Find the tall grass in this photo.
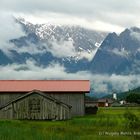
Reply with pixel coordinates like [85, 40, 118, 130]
[0, 107, 140, 140]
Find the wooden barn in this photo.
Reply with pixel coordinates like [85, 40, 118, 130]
[97, 98, 114, 107]
[85, 98, 115, 108]
[0, 80, 90, 120]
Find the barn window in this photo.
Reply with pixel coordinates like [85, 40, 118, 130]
[28, 98, 41, 113]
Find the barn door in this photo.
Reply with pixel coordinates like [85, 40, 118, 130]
[28, 97, 41, 119]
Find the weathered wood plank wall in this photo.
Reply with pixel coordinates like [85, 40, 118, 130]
[0, 93, 71, 120]
[0, 93, 85, 116]
[49, 93, 85, 116]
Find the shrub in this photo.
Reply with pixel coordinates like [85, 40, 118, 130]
[124, 111, 140, 129]
[126, 93, 140, 104]
[85, 106, 98, 115]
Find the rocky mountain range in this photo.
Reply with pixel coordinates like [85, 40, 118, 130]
[90, 27, 140, 74]
[0, 18, 107, 72]
[0, 18, 140, 75]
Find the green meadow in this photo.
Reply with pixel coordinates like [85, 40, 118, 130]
[0, 107, 140, 140]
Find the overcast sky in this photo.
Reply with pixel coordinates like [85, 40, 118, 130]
[1, 0, 140, 32]
[1, 0, 140, 92]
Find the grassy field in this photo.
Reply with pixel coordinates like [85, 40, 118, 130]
[0, 107, 140, 140]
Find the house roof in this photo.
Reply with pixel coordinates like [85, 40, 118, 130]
[0, 80, 90, 93]
[0, 90, 72, 109]
[98, 98, 114, 103]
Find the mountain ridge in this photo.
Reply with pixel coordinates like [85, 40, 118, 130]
[90, 26, 140, 74]
[0, 18, 107, 73]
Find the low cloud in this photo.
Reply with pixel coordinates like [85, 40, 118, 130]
[17, 13, 124, 33]
[7, 43, 48, 55]
[0, 59, 91, 80]
[77, 49, 97, 61]
[91, 74, 140, 93]
[47, 38, 96, 61]
[0, 13, 25, 56]
[2, 36, 96, 61]
[47, 38, 76, 58]
[111, 48, 129, 57]
[0, 13, 24, 42]
[0, 60, 140, 94]
[130, 30, 140, 41]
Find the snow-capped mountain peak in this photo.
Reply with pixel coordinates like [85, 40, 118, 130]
[4, 18, 108, 72]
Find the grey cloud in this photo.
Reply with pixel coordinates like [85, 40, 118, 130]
[1, 35, 96, 61]
[110, 48, 129, 58]
[0, 13, 25, 56]
[47, 38, 96, 60]
[0, 59, 91, 80]
[1, 0, 139, 15]
[47, 38, 76, 58]
[91, 74, 140, 93]
[130, 31, 140, 41]
[0, 13, 24, 41]
[0, 60, 140, 94]
[1, 0, 140, 31]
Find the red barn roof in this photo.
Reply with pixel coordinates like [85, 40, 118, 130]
[0, 80, 90, 93]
